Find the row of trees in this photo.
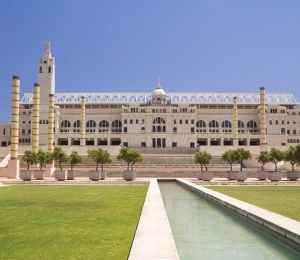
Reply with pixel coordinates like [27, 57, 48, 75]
[195, 144, 300, 172]
[22, 148, 83, 170]
[22, 146, 143, 171]
[257, 146, 300, 171]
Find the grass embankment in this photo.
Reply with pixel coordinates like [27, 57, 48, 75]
[206, 186, 300, 222]
[0, 186, 148, 260]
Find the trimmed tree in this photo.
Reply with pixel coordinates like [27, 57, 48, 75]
[284, 146, 298, 171]
[221, 149, 237, 171]
[269, 147, 285, 171]
[87, 148, 112, 171]
[117, 146, 142, 170]
[233, 148, 252, 171]
[53, 147, 68, 170]
[68, 151, 83, 171]
[22, 150, 37, 170]
[36, 148, 53, 170]
[194, 151, 212, 172]
[256, 151, 270, 171]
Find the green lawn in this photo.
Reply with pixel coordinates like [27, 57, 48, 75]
[206, 186, 300, 222]
[0, 186, 148, 260]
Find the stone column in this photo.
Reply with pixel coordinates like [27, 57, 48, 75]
[80, 96, 86, 145]
[260, 87, 267, 151]
[207, 138, 211, 146]
[107, 137, 111, 145]
[48, 94, 54, 152]
[233, 96, 238, 146]
[32, 83, 40, 153]
[7, 76, 20, 179]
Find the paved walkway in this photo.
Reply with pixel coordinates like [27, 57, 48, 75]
[128, 179, 179, 260]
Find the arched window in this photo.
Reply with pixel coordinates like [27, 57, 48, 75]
[247, 120, 257, 128]
[99, 120, 109, 132]
[61, 120, 71, 128]
[209, 120, 219, 128]
[152, 117, 166, 132]
[238, 120, 244, 128]
[196, 120, 206, 128]
[86, 120, 96, 128]
[157, 98, 161, 104]
[221, 120, 231, 128]
[73, 120, 81, 128]
[111, 120, 122, 132]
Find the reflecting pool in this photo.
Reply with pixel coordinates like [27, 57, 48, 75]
[159, 182, 300, 260]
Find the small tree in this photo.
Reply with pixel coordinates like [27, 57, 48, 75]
[194, 151, 212, 171]
[36, 148, 53, 170]
[68, 151, 83, 171]
[233, 148, 252, 171]
[269, 147, 285, 171]
[221, 149, 237, 171]
[256, 151, 270, 171]
[53, 147, 68, 170]
[22, 150, 37, 170]
[117, 146, 142, 170]
[284, 146, 297, 171]
[88, 148, 112, 171]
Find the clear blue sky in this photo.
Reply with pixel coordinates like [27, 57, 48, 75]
[1, 0, 300, 122]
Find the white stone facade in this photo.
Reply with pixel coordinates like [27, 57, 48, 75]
[1, 43, 300, 156]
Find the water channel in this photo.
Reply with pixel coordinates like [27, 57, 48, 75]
[159, 182, 300, 260]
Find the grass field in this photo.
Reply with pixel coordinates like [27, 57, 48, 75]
[206, 186, 300, 222]
[0, 186, 148, 260]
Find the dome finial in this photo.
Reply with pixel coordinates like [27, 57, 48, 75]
[157, 77, 161, 89]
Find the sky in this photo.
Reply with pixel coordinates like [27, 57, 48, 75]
[1, 0, 300, 122]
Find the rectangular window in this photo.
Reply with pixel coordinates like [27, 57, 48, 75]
[48, 67, 51, 73]
[281, 128, 285, 134]
[174, 119, 177, 124]
[172, 142, 177, 147]
[287, 130, 290, 134]
[22, 129, 25, 134]
[269, 120, 272, 125]
[293, 130, 296, 134]
[275, 120, 278, 125]
[130, 119, 133, 124]
[39, 67, 42, 73]
[180, 120, 182, 124]
[136, 119, 139, 124]
[28, 129, 31, 134]
[191, 120, 194, 124]
[124, 119, 127, 124]
[282, 120, 284, 125]
[173, 127, 177, 133]
[123, 127, 127, 133]
[123, 142, 128, 147]
[185, 120, 188, 124]
[3, 128, 5, 135]
[191, 127, 195, 133]
[141, 142, 146, 147]
[141, 127, 145, 133]
[141, 119, 145, 124]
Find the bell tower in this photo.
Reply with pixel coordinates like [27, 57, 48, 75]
[38, 42, 55, 114]
[37, 42, 55, 145]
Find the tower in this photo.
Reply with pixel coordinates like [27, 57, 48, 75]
[38, 42, 55, 145]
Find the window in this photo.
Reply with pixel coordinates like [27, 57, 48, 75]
[22, 129, 25, 134]
[293, 130, 296, 134]
[28, 129, 31, 134]
[141, 119, 145, 124]
[48, 67, 51, 73]
[172, 142, 177, 147]
[112, 120, 122, 132]
[281, 128, 285, 134]
[221, 120, 231, 128]
[191, 120, 194, 124]
[269, 120, 272, 125]
[141, 127, 145, 133]
[270, 109, 277, 113]
[173, 127, 177, 133]
[276, 120, 278, 125]
[282, 120, 284, 125]
[136, 119, 139, 124]
[141, 142, 146, 147]
[174, 119, 177, 124]
[185, 120, 188, 124]
[123, 127, 127, 133]
[39, 67, 42, 73]
[180, 120, 182, 124]
[191, 127, 195, 133]
[130, 119, 133, 124]
[3, 128, 5, 135]
[124, 119, 127, 124]
[287, 130, 290, 134]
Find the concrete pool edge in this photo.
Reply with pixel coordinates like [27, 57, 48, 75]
[128, 178, 179, 259]
[177, 178, 300, 252]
